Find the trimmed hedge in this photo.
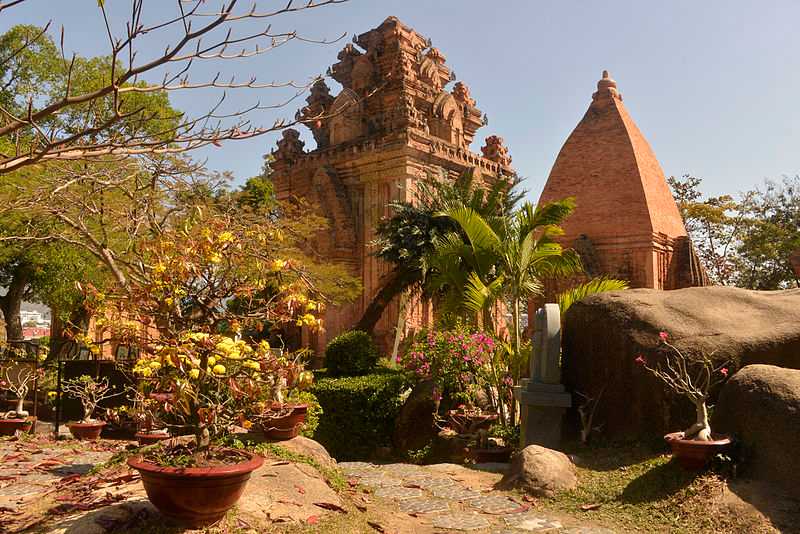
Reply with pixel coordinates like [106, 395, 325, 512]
[310, 369, 408, 460]
[324, 330, 379, 377]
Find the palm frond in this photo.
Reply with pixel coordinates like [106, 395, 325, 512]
[557, 277, 629, 314]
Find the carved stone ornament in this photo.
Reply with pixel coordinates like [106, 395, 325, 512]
[481, 135, 512, 166]
[452, 81, 476, 108]
[273, 129, 305, 163]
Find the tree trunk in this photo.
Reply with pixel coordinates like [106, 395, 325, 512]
[0, 266, 29, 341]
[683, 400, 712, 441]
[354, 269, 411, 334]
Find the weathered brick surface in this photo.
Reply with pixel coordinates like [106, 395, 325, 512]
[537, 71, 698, 293]
[271, 17, 513, 355]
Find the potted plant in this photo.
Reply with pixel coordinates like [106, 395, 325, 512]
[253, 349, 314, 440]
[0, 364, 40, 435]
[636, 332, 733, 469]
[62, 375, 121, 440]
[120, 388, 171, 446]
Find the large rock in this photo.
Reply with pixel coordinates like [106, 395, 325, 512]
[498, 445, 577, 497]
[393, 380, 438, 455]
[562, 286, 800, 439]
[713, 364, 800, 498]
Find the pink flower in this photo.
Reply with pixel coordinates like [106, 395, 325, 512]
[659, 331, 669, 341]
[634, 355, 647, 366]
[720, 367, 729, 377]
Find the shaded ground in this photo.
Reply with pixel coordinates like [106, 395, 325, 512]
[0, 436, 793, 533]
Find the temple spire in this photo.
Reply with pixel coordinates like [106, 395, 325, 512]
[593, 69, 621, 101]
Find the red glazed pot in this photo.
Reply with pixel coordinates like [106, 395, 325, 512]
[664, 432, 732, 470]
[67, 421, 106, 441]
[127, 450, 263, 528]
[135, 432, 171, 446]
[469, 446, 513, 464]
[0, 418, 32, 436]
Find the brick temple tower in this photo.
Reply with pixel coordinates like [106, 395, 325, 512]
[271, 17, 514, 356]
[537, 71, 708, 290]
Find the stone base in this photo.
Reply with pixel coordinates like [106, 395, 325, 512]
[514, 383, 572, 449]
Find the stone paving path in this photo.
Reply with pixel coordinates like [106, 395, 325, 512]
[340, 461, 616, 533]
[0, 437, 119, 511]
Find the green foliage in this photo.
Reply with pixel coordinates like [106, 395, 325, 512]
[669, 174, 800, 289]
[557, 277, 629, 314]
[310, 369, 409, 460]
[287, 389, 321, 438]
[324, 330, 380, 377]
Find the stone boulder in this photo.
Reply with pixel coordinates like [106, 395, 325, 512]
[713, 364, 800, 498]
[562, 287, 800, 439]
[393, 380, 438, 455]
[498, 445, 577, 497]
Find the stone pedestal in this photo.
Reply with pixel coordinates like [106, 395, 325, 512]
[515, 303, 571, 449]
[514, 381, 571, 449]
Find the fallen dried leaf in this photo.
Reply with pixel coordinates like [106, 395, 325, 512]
[295, 484, 306, 495]
[580, 503, 602, 511]
[306, 515, 319, 525]
[367, 520, 386, 533]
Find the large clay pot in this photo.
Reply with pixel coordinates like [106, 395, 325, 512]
[67, 421, 106, 441]
[664, 432, 732, 470]
[262, 423, 301, 441]
[259, 404, 307, 440]
[469, 446, 513, 464]
[135, 432, 171, 446]
[0, 418, 32, 436]
[128, 450, 264, 527]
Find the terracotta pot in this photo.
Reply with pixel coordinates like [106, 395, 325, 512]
[664, 432, 732, 470]
[67, 421, 106, 441]
[262, 422, 301, 441]
[469, 446, 513, 463]
[446, 410, 498, 434]
[136, 432, 171, 446]
[261, 403, 307, 430]
[0, 418, 33, 436]
[127, 450, 264, 527]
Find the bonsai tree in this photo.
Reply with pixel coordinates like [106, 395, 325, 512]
[61, 375, 121, 423]
[1, 364, 41, 417]
[636, 332, 732, 441]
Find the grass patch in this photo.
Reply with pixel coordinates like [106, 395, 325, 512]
[536, 441, 765, 533]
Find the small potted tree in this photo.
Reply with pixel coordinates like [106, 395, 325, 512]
[0, 364, 40, 435]
[253, 347, 314, 440]
[62, 375, 121, 440]
[636, 332, 733, 469]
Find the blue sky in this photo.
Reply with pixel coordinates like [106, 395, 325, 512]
[4, 0, 799, 200]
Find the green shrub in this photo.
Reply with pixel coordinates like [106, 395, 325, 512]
[310, 369, 409, 460]
[287, 389, 321, 438]
[324, 330, 380, 377]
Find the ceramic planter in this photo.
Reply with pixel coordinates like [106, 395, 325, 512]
[446, 410, 498, 434]
[259, 403, 307, 440]
[664, 432, 732, 470]
[67, 421, 106, 441]
[127, 450, 264, 527]
[135, 432, 171, 446]
[469, 446, 513, 463]
[0, 418, 32, 436]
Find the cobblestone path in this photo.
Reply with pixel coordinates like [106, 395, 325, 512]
[340, 461, 615, 534]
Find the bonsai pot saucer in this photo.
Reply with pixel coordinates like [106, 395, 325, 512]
[135, 431, 171, 446]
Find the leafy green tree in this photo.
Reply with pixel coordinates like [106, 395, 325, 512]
[355, 168, 522, 334]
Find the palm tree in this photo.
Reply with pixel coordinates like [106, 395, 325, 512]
[432, 199, 582, 362]
[354, 168, 522, 334]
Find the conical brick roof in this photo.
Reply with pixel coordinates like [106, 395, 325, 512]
[539, 71, 687, 241]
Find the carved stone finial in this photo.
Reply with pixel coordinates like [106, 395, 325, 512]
[299, 79, 334, 148]
[452, 81, 476, 107]
[481, 135, 512, 166]
[273, 128, 305, 163]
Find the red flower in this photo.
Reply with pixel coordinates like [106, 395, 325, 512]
[720, 367, 729, 377]
[634, 355, 647, 366]
[659, 331, 669, 341]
